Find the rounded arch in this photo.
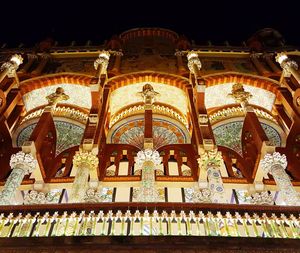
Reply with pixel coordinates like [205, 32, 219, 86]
[19, 73, 94, 112]
[108, 71, 190, 92]
[19, 72, 93, 95]
[202, 72, 281, 96]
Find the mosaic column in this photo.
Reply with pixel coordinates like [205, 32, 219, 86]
[94, 50, 110, 77]
[69, 151, 99, 203]
[261, 152, 300, 205]
[135, 149, 162, 202]
[187, 51, 201, 80]
[0, 54, 23, 82]
[276, 53, 300, 84]
[0, 151, 37, 205]
[198, 149, 227, 203]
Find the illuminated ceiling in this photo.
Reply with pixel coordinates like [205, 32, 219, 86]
[109, 82, 188, 116]
[205, 83, 276, 111]
[22, 84, 92, 111]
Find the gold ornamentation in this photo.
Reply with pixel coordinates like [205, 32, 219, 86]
[20, 106, 88, 125]
[198, 148, 222, 169]
[1, 54, 23, 77]
[137, 83, 160, 106]
[46, 87, 69, 108]
[187, 51, 201, 74]
[209, 106, 276, 124]
[109, 104, 188, 129]
[228, 83, 252, 108]
[73, 151, 99, 170]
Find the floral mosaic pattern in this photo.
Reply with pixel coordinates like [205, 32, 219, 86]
[23, 84, 91, 111]
[132, 187, 165, 202]
[213, 121, 281, 155]
[17, 121, 84, 155]
[205, 83, 276, 111]
[111, 119, 187, 149]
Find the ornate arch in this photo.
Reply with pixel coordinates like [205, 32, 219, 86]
[108, 71, 190, 92]
[19, 72, 93, 95]
[202, 72, 281, 96]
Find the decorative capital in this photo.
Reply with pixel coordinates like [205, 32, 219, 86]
[187, 50, 201, 74]
[260, 152, 287, 174]
[73, 151, 99, 170]
[135, 149, 161, 167]
[228, 83, 252, 108]
[46, 87, 69, 108]
[9, 151, 37, 175]
[94, 50, 110, 70]
[275, 53, 298, 76]
[198, 148, 222, 169]
[1, 54, 23, 77]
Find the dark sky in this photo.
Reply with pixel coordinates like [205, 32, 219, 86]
[1, 0, 298, 47]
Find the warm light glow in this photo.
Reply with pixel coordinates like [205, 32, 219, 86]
[110, 82, 188, 116]
[275, 53, 288, 64]
[10, 54, 23, 66]
[98, 51, 110, 60]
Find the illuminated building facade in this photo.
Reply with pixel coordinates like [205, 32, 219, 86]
[0, 28, 300, 252]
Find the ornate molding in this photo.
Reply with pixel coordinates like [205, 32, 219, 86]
[1, 54, 23, 77]
[250, 191, 274, 205]
[209, 106, 277, 124]
[227, 83, 252, 108]
[260, 152, 287, 174]
[20, 106, 88, 125]
[109, 103, 188, 129]
[46, 87, 69, 108]
[135, 149, 162, 167]
[94, 50, 110, 71]
[9, 151, 37, 175]
[198, 148, 222, 169]
[187, 51, 201, 74]
[73, 151, 99, 170]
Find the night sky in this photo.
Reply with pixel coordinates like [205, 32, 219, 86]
[1, 0, 298, 47]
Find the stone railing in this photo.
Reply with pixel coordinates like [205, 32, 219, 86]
[0, 206, 299, 238]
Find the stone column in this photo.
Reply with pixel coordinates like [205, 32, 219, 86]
[0, 152, 37, 205]
[32, 53, 50, 75]
[261, 152, 300, 205]
[187, 51, 201, 80]
[19, 54, 37, 73]
[250, 53, 269, 75]
[69, 151, 99, 203]
[276, 53, 300, 84]
[175, 50, 186, 74]
[135, 149, 161, 202]
[198, 149, 227, 203]
[94, 50, 110, 78]
[0, 54, 23, 83]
